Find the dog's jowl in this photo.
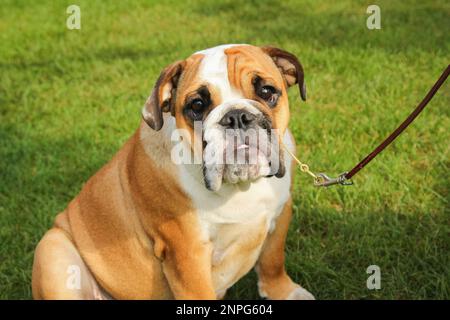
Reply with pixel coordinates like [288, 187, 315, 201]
[32, 44, 315, 300]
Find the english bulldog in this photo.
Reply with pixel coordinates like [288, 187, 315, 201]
[32, 44, 315, 300]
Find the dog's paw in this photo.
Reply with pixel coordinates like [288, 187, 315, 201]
[286, 286, 315, 300]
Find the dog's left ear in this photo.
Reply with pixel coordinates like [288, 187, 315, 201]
[261, 46, 307, 101]
[142, 60, 185, 131]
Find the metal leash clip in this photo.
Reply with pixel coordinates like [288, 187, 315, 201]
[281, 141, 354, 187]
[314, 172, 354, 187]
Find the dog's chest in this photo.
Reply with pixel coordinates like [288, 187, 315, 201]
[179, 167, 291, 294]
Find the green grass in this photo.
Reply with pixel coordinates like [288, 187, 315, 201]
[0, 0, 449, 299]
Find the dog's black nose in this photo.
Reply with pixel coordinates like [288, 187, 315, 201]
[219, 109, 256, 130]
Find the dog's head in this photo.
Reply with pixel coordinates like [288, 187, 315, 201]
[142, 44, 306, 191]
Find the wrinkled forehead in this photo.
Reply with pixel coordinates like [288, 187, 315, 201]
[195, 44, 243, 101]
[181, 44, 284, 100]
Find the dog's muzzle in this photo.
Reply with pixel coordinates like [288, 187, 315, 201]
[202, 100, 285, 192]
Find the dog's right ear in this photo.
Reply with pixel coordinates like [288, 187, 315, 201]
[142, 60, 185, 131]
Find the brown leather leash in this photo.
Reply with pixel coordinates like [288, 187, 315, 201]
[286, 65, 450, 187]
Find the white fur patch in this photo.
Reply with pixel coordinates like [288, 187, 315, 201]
[286, 287, 316, 300]
[177, 130, 294, 294]
[203, 99, 261, 129]
[196, 44, 247, 102]
[202, 99, 270, 191]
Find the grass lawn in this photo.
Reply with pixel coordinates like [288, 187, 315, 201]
[0, 0, 449, 299]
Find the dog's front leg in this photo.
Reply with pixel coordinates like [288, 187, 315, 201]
[255, 198, 315, 300]
[155, 218, 216, 300]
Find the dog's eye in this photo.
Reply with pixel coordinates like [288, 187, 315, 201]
[259, 86, 275, 99]
[191, 98, 205, 113]
[185, 98, 206, 121]
[184, 86, 211, 123]
[257, 85, 279, 106]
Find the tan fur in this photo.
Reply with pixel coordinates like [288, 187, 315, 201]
[32, 45, 311, 300]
